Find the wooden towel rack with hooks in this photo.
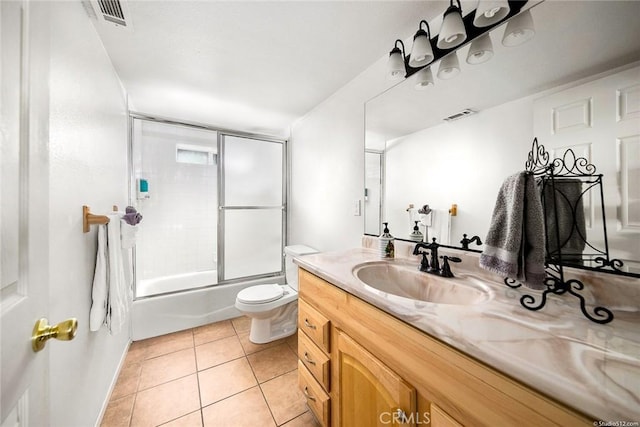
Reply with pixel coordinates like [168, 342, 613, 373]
[82, 205, 118, 233]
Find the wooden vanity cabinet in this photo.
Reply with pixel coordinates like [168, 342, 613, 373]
[297, 268, 590, 427]
[298, 299, 331, 426]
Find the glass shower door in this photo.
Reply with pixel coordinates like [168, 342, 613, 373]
[219, 134, 285, 281]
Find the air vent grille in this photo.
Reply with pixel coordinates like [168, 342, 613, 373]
[443, 109, 476, 122]
[93, 0, 129, 27]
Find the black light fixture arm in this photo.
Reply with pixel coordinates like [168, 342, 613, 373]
[414, 20, 431, 41]
[443, 0, 463, 17]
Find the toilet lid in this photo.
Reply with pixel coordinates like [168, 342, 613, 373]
[237, 284, 284, 304]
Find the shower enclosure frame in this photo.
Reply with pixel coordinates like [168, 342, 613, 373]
[127, 112, 288, 300]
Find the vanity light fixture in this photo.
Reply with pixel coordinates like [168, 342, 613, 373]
[437, 0, 467, 50]
[473, 0, 510, 28]
[466, 33, 494, 65]
[502, 10, 535, 47]
[437, 52, 460, 80]
[409, 20, 435, 68]
[387, 39, 407, 79]
[384, 1, 533, 86]
[414, 67, 434, 90]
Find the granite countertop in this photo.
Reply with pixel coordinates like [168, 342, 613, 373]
[294, 242, 640, 422]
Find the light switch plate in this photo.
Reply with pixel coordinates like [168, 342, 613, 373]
[353, 199, 362, 216]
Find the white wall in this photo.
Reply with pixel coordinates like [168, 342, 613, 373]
[385, 95, 535, 244]
[289, 57, 396, 251]
[48, 3, 129, 426]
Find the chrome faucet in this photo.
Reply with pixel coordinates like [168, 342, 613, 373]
[412, 238, 462, 278]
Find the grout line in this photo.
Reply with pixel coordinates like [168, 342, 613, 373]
[255, 383, 278, 427]
[192, 328, 204, 421]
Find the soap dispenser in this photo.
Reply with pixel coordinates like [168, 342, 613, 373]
[379, 222, 395, 258]
[410, 221, 423, 242]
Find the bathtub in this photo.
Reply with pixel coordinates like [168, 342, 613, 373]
[131, 273, 285, 340]
[136, 270, 218, 298]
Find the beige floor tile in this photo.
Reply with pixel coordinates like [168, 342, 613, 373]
[198, 358, 257, 406]
[195, 335, 244, 370]
[237, 332, 286, 355]
[285, 333, 298, 354]
[139, 348, 196, 390]
[125, 341, 148, 364]
[130, 375, 200, 427]
[159, 410, 202, 427]
[143, 329, 194, 360]
[260, 370, 307, 425]
[101, 394, 135, 427]
[247, 343, 298, 383]
[230, 316, 251, 334]
[202, 387, 275, 427]
[110, 362, 142, 400]
[280, 411, 321, 427]
[193, 320, 236, 346]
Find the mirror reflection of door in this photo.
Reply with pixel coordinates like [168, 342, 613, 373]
[533, 66, 640, 274]
[364, 150, 383, 236]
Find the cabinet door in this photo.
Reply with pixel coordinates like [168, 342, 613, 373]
[430, 403, 463, 427]
[336, 331, 416, 427]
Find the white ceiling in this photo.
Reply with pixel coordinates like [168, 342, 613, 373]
[90, 0, 455, 137]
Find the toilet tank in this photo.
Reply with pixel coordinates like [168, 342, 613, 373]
[284, 245, 318, 291]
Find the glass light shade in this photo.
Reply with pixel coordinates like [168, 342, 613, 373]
[437, 6, 467, 49]
[414, 67, 434, 90]
[437, 53, 460, 80]
[409, 31, 434, 68]
[387, 48, 406, 79]
[473, 0, 510, 27]
[466, 34, 494, 64]
[502, 10, 535, 47]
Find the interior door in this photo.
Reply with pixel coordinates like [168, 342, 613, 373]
[1, 1, 50, 425]
[218, 134, 285, 281]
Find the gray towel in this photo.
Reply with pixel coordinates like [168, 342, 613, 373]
[480, 172, 546, 290]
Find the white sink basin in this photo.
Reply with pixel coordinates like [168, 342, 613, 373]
[353, 262, 491, 305]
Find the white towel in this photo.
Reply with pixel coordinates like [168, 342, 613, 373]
[427, 209, 451, 245]
[89, 225, 108, 331]
[89, 214, 131, 334]
[106, 214, 129, 334]
[120, 220, 139, 249]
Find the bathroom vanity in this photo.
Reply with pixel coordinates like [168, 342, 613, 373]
[294, 243, 640, 426]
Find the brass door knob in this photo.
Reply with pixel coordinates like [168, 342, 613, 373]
[32, 318, 78, 352]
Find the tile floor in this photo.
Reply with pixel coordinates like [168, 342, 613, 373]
[100, 316, 320, 427]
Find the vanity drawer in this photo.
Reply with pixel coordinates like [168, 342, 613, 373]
[298, 360, 330, 427]
[298, 299, 330, 354]
[298, 329, 330, 391]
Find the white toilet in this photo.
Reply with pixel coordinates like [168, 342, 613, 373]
[235, 245, 318, 344]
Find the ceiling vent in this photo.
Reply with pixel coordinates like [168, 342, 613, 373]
[88, 0, 132, 28]
[443, 109, 476, 122]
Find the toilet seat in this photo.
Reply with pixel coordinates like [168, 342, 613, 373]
[237, 284, 284, 304]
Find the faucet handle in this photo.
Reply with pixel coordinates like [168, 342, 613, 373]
[418, 251, 430, 272]
[440, 256, 461, 278]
